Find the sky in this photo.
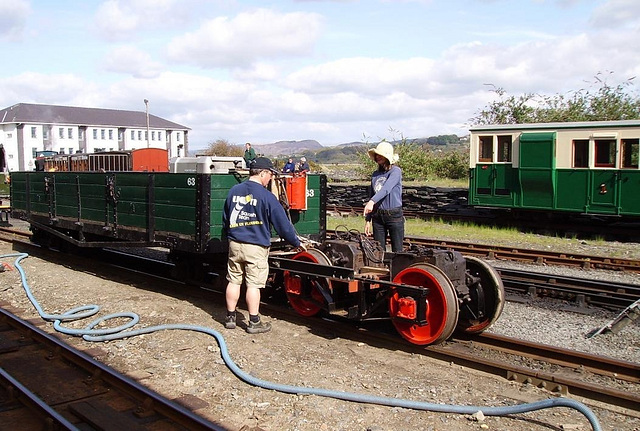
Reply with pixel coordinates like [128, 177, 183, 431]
[1, 0, 639, 153]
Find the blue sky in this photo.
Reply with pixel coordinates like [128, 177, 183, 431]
[1, 0, 639, 152]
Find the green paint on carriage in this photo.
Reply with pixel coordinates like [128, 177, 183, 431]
[9, 171, 326, 250]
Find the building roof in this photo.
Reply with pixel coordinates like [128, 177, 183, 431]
[469, 119, 640, 132]
[0, 103, 190, 130]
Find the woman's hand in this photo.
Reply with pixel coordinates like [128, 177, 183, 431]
[363, 200, 375, 216]
[364, 220, 372, 236]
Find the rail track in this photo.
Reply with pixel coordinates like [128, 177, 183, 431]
[0, 306, 225, 430]
[405, 235, 640, 273]
[1, 227, 638, 416]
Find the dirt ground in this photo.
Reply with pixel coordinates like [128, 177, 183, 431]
[0, 241, 637, 431]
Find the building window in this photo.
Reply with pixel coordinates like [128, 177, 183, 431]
[43, 129, 48, 139]
[108, 130, 113, 140]
[594, 139, 616, 167]
[151, 131, 155, 141]
[68, 128, 73, 139]
[118, 130, 123, 141]
[68, 147, 73, 154]
[79, 129, 84, 140]
[621, 138, 639, 169]
[59, 148, 66, 155]
[31, 127, 37, 138]
[93, 129, 98, 139]
[478, 136, 492, 162]
[59, 128, 64, 139]
[176, 132, 181, 142]
[131, 130, 135, 140]
[573, 139, 589, 168]
[497, 135, 512, 162]
[100, 129, 105, 140]
[138, 131, 142, 140]
[145, 131, 148, 141]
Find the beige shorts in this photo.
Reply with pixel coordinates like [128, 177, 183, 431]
[226, 240, 270, 289]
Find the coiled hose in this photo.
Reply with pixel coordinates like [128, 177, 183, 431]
[3, 252, 602, 431]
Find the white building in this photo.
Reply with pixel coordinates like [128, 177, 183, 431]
[0, 103, 190, 172]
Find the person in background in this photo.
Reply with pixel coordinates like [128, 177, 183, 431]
[243, 142, 256, 167]
[282, 157, 295, 173]
[362, 142, 404, 252]
[223, 157, 305, 334]
[297, 156, 310, 173]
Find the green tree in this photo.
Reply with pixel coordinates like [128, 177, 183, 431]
[471, 72, 640, 125]
[202, 139, 244, 157]
[356, 133, 468, 182]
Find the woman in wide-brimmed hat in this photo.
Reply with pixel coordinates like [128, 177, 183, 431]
[363, 141, 404, 252]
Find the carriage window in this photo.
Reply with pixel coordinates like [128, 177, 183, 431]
[594, 139, 616, 167]
[497, 135, 512, 162]
[478, 136, 493, 162]
[622, 138, 639, 169]
[573, 140, 588, 167]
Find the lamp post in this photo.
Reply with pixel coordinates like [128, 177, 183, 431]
[144, 99, 150, 148]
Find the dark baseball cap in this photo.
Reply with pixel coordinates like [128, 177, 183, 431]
[252, 157, 277, 173]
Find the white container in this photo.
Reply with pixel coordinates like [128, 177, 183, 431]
[170, 156, 245, 173]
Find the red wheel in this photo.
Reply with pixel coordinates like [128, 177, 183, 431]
[389, 263, 458, 345]
[457, 256, 505, 334]
[284, 249, 330, 317]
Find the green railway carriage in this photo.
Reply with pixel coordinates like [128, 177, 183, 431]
[468, 120, 640, 217]
[9, 171, 327, 254]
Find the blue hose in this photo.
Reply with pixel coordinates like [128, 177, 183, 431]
[3, 252, 602, 430]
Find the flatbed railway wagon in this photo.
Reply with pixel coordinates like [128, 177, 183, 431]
[10, 163, 504, 346]
[468, 120, 640, 219]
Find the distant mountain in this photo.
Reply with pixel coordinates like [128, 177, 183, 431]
[253, 140, 323, 157]
[246, 135, 464, 163]
[336, 141, 367, 148]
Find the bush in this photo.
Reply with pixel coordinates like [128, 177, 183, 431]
[356, 141, 469, 182]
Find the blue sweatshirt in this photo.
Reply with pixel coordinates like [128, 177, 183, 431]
[366, 165, 403, 221]
[223, 179, 301, 247]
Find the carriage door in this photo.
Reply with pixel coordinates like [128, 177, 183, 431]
[472, 135, 514, 206]
[518, 132, 556, 209]
[589, 138, 618, 214]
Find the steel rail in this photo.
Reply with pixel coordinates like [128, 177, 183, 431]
[498, 268, 640, 309]
[0, 307, 226, 431]
[403, 235, 640, 273]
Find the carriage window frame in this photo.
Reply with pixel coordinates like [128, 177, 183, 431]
[594, 139, 616, 168]
[478, 135, 493, 162]
[497, 135, 512, 163]
[572, 139, 589, 168]
[621, 138, 639, 169]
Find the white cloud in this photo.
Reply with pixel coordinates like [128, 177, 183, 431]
[102, 46, 163, 78]
[167, 8, 324, 68]
[0, 72, 98, 107]
[0, 0, 30, 40]
[590, 0, 640, 28]
[94, 0, 195, 41]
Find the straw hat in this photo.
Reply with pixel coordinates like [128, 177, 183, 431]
[368, 141, 399, 164]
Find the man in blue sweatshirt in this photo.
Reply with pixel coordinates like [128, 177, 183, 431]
[222, 157, 304, 333]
